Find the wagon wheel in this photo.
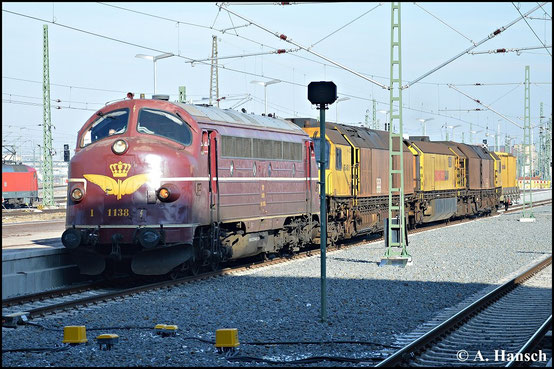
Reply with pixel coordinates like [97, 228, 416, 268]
[259, 252, 269, 262]
[189, 260, 201, 276]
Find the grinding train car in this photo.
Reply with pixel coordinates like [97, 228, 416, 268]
[493, 151, 519, 206]
[2, 162, 39, 208]
[289, 120, 503, 241]
[289, 118, 415, 241]
[62, 96, 319, 276]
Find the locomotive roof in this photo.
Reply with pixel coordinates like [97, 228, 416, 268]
[2, 163, 35, 172]
[174, 103, 306, 134]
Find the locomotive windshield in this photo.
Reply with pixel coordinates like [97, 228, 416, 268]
[80, 109, 129, 147]
[137, 108, 192, 146]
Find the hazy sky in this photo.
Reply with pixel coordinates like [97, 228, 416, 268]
[2, 2, 552, 162]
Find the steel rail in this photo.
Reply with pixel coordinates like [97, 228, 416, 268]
[375, 255, 552, 367]
[505, 315, 552, 367]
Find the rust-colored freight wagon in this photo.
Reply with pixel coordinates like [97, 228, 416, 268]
[470, 144, 496, 190]
[334, 124, 414, 197]
[438, 142, 486, 190]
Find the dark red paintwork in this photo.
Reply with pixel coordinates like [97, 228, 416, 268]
[64, 98, 318, 275]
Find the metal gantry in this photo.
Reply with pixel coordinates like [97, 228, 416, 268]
[521, 65, 533, 219]
[42, 24, 54, 207]
[209, 35, 219, 107]
[382, 2, 410, 265]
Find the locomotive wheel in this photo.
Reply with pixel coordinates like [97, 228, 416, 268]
[210, 258, 221, 272]
[169, 269, 180, 280]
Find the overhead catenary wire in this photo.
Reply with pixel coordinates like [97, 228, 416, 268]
[512, 2, 552, 56]
[2, 7, 543, 139]
[413, 2, 475, 44]
[217, 2, 390, 90]
[94, 2, 553, 89]
[404, 2, 548, 89]
[1, 9, 304, 90]
[448, 84, 523, 129]
[2, 76, 145, 94]
[309, 3, 382, 49]
[468, 45, 552, 55]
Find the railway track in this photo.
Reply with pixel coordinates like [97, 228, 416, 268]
[3, 200, 551, 326]
[376, 255, 552, 367]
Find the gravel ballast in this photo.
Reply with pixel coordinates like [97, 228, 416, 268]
[2, 204, 552, 367]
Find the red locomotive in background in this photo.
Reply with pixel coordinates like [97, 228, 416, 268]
[2, 162, 39, 208]
[62, 95, 320, 276]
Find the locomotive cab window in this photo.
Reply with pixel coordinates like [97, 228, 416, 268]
[80, 109, 129, 147]
[137, 108, 192, 146]
[336, 147, 342, 170]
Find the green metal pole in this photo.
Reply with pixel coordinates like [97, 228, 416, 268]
[544, 114, 552, 180]
[42, 24, 54, 207]
[319, 105, 327, 322]
[538, 102, 544, 178]
[522, 65, 534, 219]
[382, 2, 409, 265]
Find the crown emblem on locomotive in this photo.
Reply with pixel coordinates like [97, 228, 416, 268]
[84, 161, 148, 200]
[110, 161, 131, 178]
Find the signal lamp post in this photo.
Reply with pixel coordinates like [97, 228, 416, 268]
[135, 53, 175, 95]
[308, 81, 337, 323]
[250, 79, 281, 115]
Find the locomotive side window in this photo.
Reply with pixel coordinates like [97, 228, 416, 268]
[80, 109, 129, 147]
[221, 135, 302, 161]
[137, 108, 192, 146]
[336, 147, 342, 170]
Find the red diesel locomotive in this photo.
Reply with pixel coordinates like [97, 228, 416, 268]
[62, 95, 319, 276]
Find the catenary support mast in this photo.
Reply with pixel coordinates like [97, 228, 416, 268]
[42, 24, 54, 207]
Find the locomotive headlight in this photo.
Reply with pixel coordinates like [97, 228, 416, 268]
[158, 188, 170, 200]
[112, 139, 128, 155]
[71, 188, 84, 202]
[157, 184, 179, 202]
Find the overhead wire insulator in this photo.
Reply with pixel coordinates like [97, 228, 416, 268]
[279, 34, 287, 40]
[496, 48, 506, 53]
[277, 49, 286, 54]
